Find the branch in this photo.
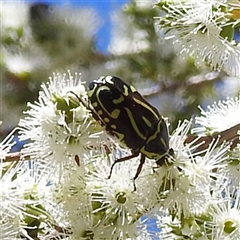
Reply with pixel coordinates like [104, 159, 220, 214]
[3, 152, 30, 162]
[185, 123, 240, 152]
[141, 72, 223, 98]
[3, 124, 239, 163]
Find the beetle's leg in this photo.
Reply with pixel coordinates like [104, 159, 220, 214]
[69, 91, 88, 108]
[108, 151, 139, 180]
[132, 153, 145, 191]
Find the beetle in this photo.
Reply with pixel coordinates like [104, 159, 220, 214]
[86, 76, 174, 190]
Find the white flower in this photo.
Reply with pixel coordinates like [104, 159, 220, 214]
[157, 214, 178, 239]
[0, 161, 32, 239]
[192, 96, 240, 134]
[156, 0, 240, 77]
[109, 12, 150, 55]
[59, 7, 99, 38]
[48, 148, 156, 239]
[155, 120, 229, 218]
[85, 147, 156, 239]
[0, 218, 21, 240]
[0, 132, 55, 239]
[0, 127, 16, 161]
[158, 213, 210, 239]
[221, 143, 240, 189]
[3, 52, 48, 75]
[154, 119, 236, 239]
[207, 187, 240, 239]
[135, 0, 156, 9]
[18, 71, 106, 177]
[0, 2, 28, 29]
[183, 139, 229, 187]
[48, 166, 92, 239]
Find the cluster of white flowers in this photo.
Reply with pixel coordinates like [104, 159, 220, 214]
[156, 0, 240, 77]
[1, 2, 100, 78]
[1, 1, 239, 239]
[1, 72, 239, 239]
[193, 96, 240, 134]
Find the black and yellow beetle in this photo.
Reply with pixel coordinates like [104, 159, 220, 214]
[86, 76, 174, 190]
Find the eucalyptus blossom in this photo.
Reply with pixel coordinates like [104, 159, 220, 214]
[156, 0, 240, 77]
[6, 72, 236, 239]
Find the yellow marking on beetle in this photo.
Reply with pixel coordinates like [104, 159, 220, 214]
[113, 95, 124, 104]
[146, 120, 162, 144]
[130, 85, 137, 92]
[123, 85, 129, 96]
[95, 86, 120, 119]
[111, 125, 117, 129]
[124, 107, 146, 140]
[97, 110, 103, 115]
[160, 137, 167, 147]
[88, 84, 98, 98]
[112, 131, 125, 142]
[92, 102, 98, 107]
[105, 76, 114, 84]
[140, 147, 160, 160]
[104, 118, 110, 123]
[133, 97, 159, 119]
[111, 109, 120, 118]
[142, 116, 152, 127]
